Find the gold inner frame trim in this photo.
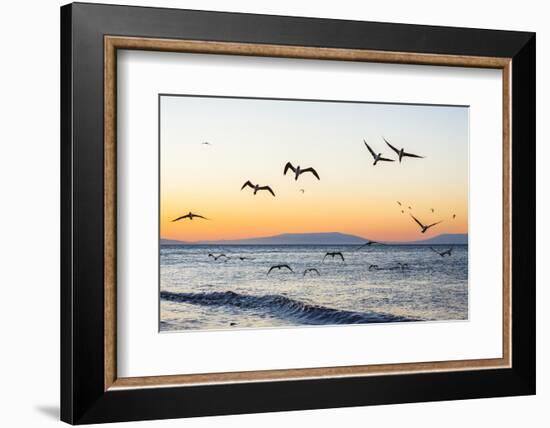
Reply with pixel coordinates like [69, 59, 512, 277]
[104, 35, 512, 391]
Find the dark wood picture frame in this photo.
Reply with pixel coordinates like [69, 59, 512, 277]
[61, 2, 536, 424]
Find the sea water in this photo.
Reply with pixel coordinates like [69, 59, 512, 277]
[159, 244, 468, 331]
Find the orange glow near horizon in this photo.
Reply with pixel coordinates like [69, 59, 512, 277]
[160, 96, 468, 243]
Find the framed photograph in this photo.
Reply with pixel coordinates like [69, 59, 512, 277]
[61, 2, 535, 424]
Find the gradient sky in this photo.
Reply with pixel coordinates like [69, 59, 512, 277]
[160, 95, 468, 242]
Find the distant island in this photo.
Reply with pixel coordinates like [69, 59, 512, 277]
[160, 232, 468, 246]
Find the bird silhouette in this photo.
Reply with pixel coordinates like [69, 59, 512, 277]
[364, 140, 394, 165]
[284, 162, 320, 181]
[237, 256, 254, 261]
[303, 268, 320, 276]
[397, 201, 402, 206]
[208, 253, 229, 261]
[452, 214, 456, 220]
[172, 212, 209, 222]
[410, 214, 442, 233]
[430, 247, 453, 257]
[241, 180, 275, 196]
[201, 141, 211, 145]
[267, 264, 294, 275]
[356, 240, 383, 251]
[323, 252, 345, 262]
[368, 264, 379, 271]
[383, 137, 424, 163]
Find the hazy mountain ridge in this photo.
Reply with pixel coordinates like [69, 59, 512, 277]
[160, 232, 467, 246]
[387, 233, 468, 245]
[160, 238, 194, 245]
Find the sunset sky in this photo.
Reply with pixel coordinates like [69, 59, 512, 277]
[160, 95, 468, 242]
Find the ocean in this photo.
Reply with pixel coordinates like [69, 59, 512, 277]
[159, 244, 468, 332]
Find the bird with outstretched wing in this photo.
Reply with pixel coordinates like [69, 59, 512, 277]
[323, 252, 345, 262]
[172, 211, 209, 222]
[410, 214, 442, 233]
[383, 137, 424, 163]
[267, 264, 294, 275]
[363, 140, 394, 165]
[284, 162, 320, 180]
[241, 180, 276, 196]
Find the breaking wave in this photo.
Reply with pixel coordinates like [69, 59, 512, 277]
[160, 290, 416, 325]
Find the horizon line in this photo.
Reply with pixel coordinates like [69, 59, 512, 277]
[160, 231, 468, 244]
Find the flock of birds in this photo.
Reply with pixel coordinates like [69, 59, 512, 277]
[363, 138, 424, 165]
[395, 200, 457, 231]
[173, 137, 458, 233]
[193, 137, 421, 201]
[171, 137, 459, 278]
[204, 235, 455, 278]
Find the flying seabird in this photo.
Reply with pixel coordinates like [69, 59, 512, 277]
[237, 256, 254, 261]
[303, 268, 320, 276]
[241, 180, 276, 196]
[430, 208, 435, 213]
[267, 264, 294, 275]
[430, 246, 453, 257]
[397, 201, 402, 206]
[323, 252, 345, 262]
[408, 206, 412, 210]
[208, 253, 229, 261]
[410, 214, 442, 233]
[383, 137, 424, 163]
[363, 140, 394, 166]
[172, 212, 209, 222]
[356, 240, 383, 251]
[284, 162, 320, 181]
[368, 264, 379, 271]
[300, 189, 305, 194]
[201, 141, 211, 145]
[401, 210, 405, 214]
[452, 214, 456, 220]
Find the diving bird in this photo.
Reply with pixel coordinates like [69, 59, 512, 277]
[356, 240, 383, 251]
[383, 137, 424, 163]
[410, 214, 442, 233]
[364, 140, 394, 165]
[303, 268, 320, 276]
[208, 253, 229, 261]
[267, 264, 294, 275]
[323, 252, 345, 262]
[284, 162, 320, 181]
[241, 180, 275, 196]
[430, 246, 453, 257]
[172, 212, 209, 222]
